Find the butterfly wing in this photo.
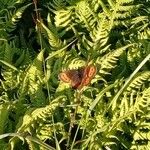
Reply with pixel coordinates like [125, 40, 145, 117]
[81, 65, 97, 86]
[71, 68, 85, 89]
[69, 70, 82, 89]
[59, 69, 82, 89]
[59, 72, 71, 83]
[59, 65, 96, 89]
[86, 65, 97, 78]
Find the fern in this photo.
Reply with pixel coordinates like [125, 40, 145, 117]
[38, 20, 64, 50]
[96, 44, 132, 75]
[0, 0, 150, 149]
[19, 50, 46, 105]
[55, 8, 74, 29]
[130, 88, 150, 150]
[47, 0, 67, 10]
[9, 95, 66, 149]
[127, 71, 150, 93]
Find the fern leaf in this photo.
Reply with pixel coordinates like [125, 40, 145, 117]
[55, 8, 73, 28]
[0, 104, 9, 134]
[127, 71, 150, 92]
[16, 96, 66, 133]
[97, 44, 133, 75]
[19, 50, 45, 104]
[8, 3, 32, 32]
[39, 20, 63, 49]
[76, 0, 97, 31]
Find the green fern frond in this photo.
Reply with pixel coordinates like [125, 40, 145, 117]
[55, 8, 74, 28]
[127, 47, 141, 69]
[47, 0, 67, 10]
[116, 0, 134, 5]
[90, 0, 101, 12]
[0, 0, 18, 7]
[130, 88, 150, 150]
[8, 3, 32, 32]
[14, 50, 25, 67]
[106, 0, 138, 29]
[3, 41, 14, 63]
[96, 44, 133, 75]
[0, 0, 150, 149]
[37, 122, 66, 141]
[75, 0, 97, 31]
[15, 96, 66, 133]
[19, 50, 45, 105]
[65, 57, 85, 70]
[0, 103, 10, 134]
[90, 18, 109, 47]
[84, 85, 149, 149]
[119, 85, 150, 120]
[127, 71, 150, 92]
[39, 20, 63, 49]
[1, 69, 19, 92]
[26, 138, 38, 150]
[127, 42, 150, 70]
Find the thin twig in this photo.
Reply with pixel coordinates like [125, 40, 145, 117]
[66, 90, 82, 149]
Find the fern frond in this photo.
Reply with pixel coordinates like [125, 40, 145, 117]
[19, 50, 45, 104]
[127, 71, 150, 92]
[64, 57, 85, 70]
[75, 0, 97, 31]
[0, 103, 10, 134]
[38, 20, 63, 49]
[130, 88, 150, 150]
[8, 3, 32, 32]
[15, 96, 66, 133]
[96, 44, 133, 75]
[47, 0, 67, 10]
[0, 0, 150, 149]
[3, 41, 14, 64]
[90, 17, 109, 47]
[55, 7, 74, 28]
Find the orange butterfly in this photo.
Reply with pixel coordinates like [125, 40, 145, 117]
[59, 65, 97, 89]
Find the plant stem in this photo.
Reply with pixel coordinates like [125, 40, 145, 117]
[66, 90, 82, 149]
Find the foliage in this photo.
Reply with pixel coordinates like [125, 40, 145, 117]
[0, 0, 150, 149]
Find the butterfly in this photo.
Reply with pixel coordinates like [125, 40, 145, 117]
[59, 65, 97, 89]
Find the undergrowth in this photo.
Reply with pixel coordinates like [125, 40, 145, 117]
[0, 0, 150, 149]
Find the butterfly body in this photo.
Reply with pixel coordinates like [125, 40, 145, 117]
[59, 65, 96, 89]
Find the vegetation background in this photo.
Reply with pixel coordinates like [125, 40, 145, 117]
[0, 0, 150, 149]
